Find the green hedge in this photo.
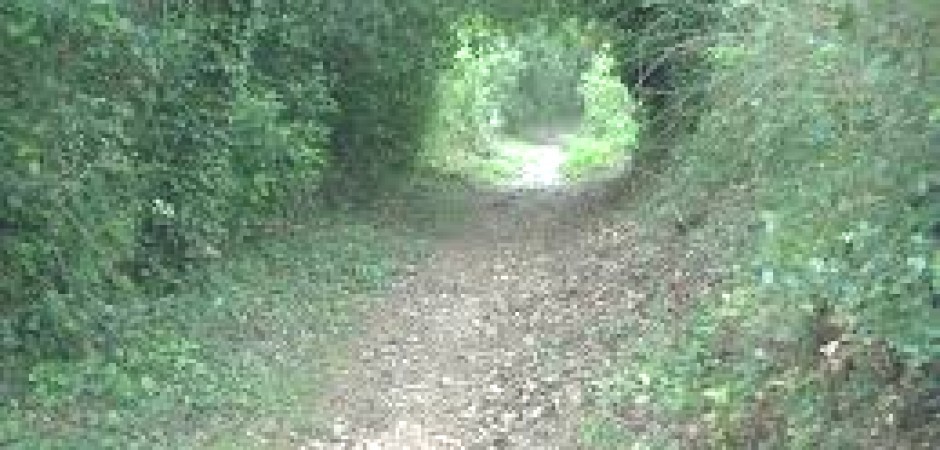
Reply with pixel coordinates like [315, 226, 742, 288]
[591, 0, 940, 446]
[0, 0, 454, 357]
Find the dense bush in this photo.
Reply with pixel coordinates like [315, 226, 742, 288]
[558, 0, 721, 146]
[424, 15, 528, 163]
[590, 0, 940, 446]
[424, 18, 590, 153]
[0, 0, 454, 358]
[562, 47, 639, 180]
[310, 1, 455, 186]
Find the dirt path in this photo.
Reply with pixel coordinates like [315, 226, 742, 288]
[292, 173, 714, 449]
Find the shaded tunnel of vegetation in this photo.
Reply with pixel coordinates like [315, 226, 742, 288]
[1, 0, 938, 447]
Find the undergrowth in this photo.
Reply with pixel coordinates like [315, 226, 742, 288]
[0, 186, 466, 448]
[586, 0, 940, 448]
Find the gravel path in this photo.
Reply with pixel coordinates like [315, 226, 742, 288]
[297, 178, 711, 449]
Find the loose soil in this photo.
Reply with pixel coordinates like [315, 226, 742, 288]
[299, 177, 717, 449]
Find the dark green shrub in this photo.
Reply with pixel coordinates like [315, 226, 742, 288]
[591, 0, 940, 446]
[0, 1, 338, 356]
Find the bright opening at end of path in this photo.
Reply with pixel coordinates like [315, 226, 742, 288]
[498, 132, 576, 189]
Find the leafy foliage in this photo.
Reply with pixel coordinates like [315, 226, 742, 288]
[589, 0, 940, 447]
[563, 48, 640, 181]
[3, 209, 435, 447]
[4, 0, 936, 447]
[423, 17, 640, 186]
[1, 1, 456, 443]
[0, 0, 456, 356]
